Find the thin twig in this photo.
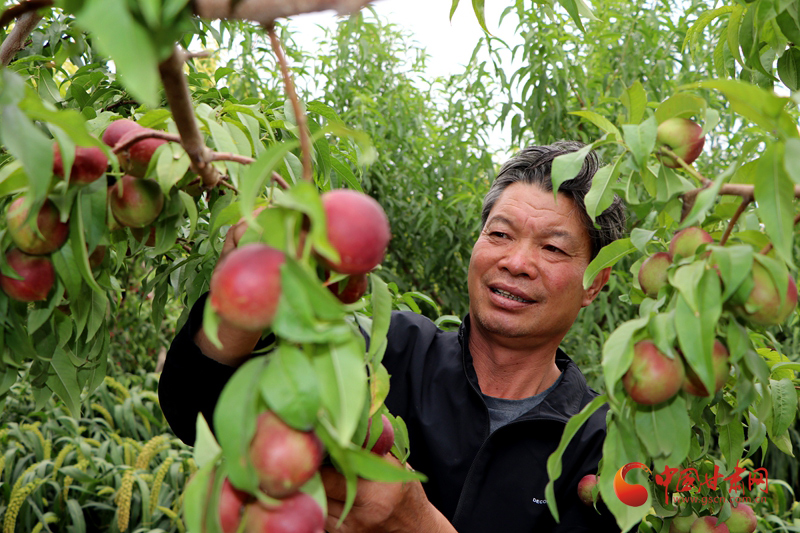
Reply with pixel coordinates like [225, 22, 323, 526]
[103, 99, 139, 112]
[719, 196, 752, 246]
[266, 23, 312, 183]
[113, 130, 182, 153]
[270, 172, 290, 191]
[218, 178, 239, 194]
[0, 0, 51, 29]
[192, 0, 372, 24]
[0, 11, 42, 66]
[659, 147, 712, 186]
[210, 152, 255, 164]
[158, 47, 222, 188]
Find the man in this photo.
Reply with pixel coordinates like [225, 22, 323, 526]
[159, 141, 626, 532]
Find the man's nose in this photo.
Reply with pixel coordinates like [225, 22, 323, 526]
[498, 242, 539, 278]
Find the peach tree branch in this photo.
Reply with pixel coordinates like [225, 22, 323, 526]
[158, 47, 222, 188]
[0, 11, 42, 66]
[266, 23, 312, 183]
[192, 0, 371, 24]
[719, 196, 752, 247]
[0, 0, 50, 29]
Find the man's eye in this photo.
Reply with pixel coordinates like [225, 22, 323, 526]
[544, 245, 564, 254]
[490, 231, 507, 238]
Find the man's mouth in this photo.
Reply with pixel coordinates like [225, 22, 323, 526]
[491, 287, 535, 304]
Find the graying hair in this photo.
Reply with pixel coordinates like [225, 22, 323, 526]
[480, 141, 626, 259]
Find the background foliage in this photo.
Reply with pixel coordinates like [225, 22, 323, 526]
[1, 0, 800, 531]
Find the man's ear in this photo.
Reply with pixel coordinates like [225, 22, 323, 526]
[582, 267, 611, 307]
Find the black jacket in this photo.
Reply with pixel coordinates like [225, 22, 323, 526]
[159, 295, 619, 532]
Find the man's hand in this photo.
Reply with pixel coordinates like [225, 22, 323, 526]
[321, 457, 456, 533]
[193, 207, 266, 366]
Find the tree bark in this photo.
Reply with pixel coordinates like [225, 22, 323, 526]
[0, 11, 42, 66]
[158, 48, 222, 188]
[191, 0, 372, 24]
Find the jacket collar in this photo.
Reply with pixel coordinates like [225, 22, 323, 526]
[458, 314, 595, 423]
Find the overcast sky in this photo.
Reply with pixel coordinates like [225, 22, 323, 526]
[285, 0, 518, 154]
[287, 0, 514, 79]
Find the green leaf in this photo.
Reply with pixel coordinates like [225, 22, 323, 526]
[708, 245, 754, 302]
[239, 141, 300, 228]
[785, 139, 800, 184]
[551, 143, 594, 202]
[680, 164, 732, 228]
[471, 0, 489, 33]
[728, 4, 746, 67]
[602, 317, 649, 398]
[47, 347, 81, 417]
[769, 378, 797, 438]
[556, 0, 598, 32]
[274, 181, 337, 262]
[753, 143, 795, 269]
[622, 81, 648, 124]
[313, 338, 368, 446]
[193, 414, 222, 469]
[182, 459, 216, 533]
[272, 259, 350, 344]
[777, 47, 800, 91]
[544, 394, 607, 522]
[449, 0, 460, 19]
[655, 93, 707, 123]
[0, 105, 53, 203]
[633, 396, 691, 465]
[259, 344, 321, 431]
[75, 0, 160, 107]
[622, 116, 657, 169]
[346, 447, 427, 482]
[691, 80, 789, 132]
[367, 274, 392, 366]
[675, 268, 722, 396]
[569, 111, 621, 138]
[214, 356, 266, 493]
[717, 402, 745, 464]
[597, 418, 650, 530]
[583, 238, 636, 289]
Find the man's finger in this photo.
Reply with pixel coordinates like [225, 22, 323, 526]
[320, 465, 348, 500]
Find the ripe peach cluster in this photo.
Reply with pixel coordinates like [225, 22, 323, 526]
[208, 188, 391, 331]
[627, 227, 797, 406]
[1, 118, 169, 304]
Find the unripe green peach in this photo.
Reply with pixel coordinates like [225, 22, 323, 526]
[623, 340, 685, 405]
[670, 514, 699, 533]
[732, 262, 797, 326]
[725, 503, 757, 533]
[669, 227, 713, 261]
[109, 175, 164, 228]
[0, 248, 55, 302]
[577, 474, 599, 506]
[657, 118, 705, 168]
[6, 196, 69, 255]
[638, 252, 671, 297]
[690, 516, 729, 533]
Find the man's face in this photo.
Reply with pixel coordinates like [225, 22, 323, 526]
[467, 182, 603, 347]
